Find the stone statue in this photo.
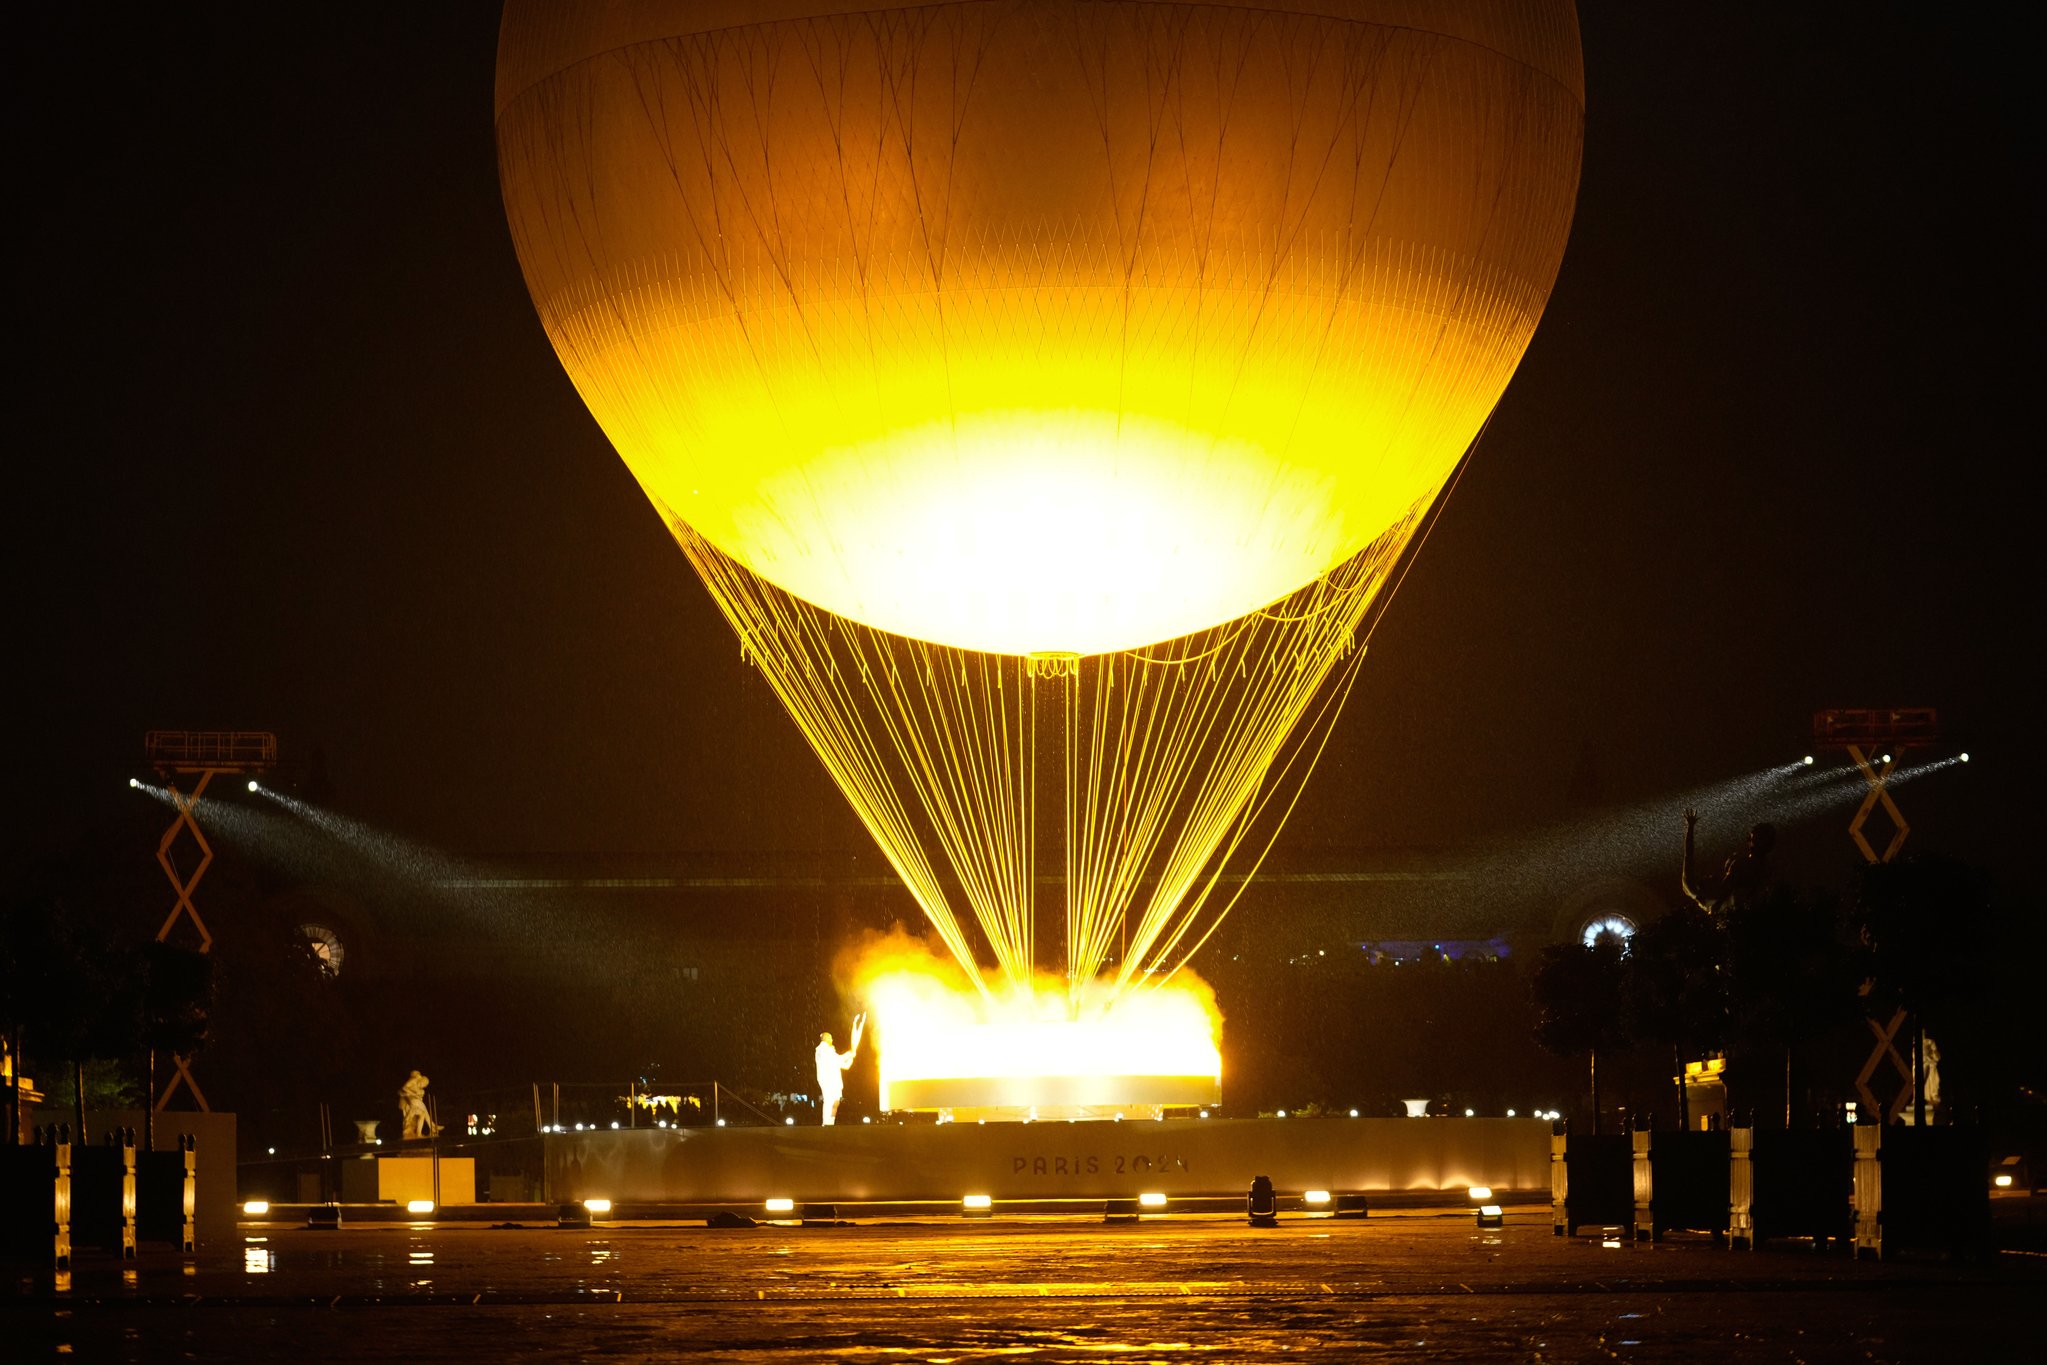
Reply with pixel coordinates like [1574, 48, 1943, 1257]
[1912, 1034, 1944, 1125]
[1681, 809, 1774, 915]
[814, 1013, 866, 1126]
[398, 1069, 440, 1140]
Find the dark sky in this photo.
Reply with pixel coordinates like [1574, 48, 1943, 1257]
[13, 4, 2031, 892]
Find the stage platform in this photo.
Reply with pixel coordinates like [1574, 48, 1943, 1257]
[543, 1117, 1548, 1207]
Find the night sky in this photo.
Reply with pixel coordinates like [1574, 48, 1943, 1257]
[14, 4, 2030, 898]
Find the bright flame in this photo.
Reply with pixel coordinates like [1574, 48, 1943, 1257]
[848, 934, 1221, 1114]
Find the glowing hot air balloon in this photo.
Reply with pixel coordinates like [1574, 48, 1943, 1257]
[496, 0, 1582, 1112]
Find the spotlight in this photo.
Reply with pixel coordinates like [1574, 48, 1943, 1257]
[715, 1118, 726, 1127]
[1960, 752, 1971, 763]
[1247, 1176, 1277, 1228]
[1137, 1192, 1168, 1209]
[247, 779, 260, 793]
[1993, 1175, 2013, 1189]
[584, 1198, 612, 1214]
[1476, 1204, 1504, 1228]
[1348, 1109, 1359, 1118]
[1506, 1109, 1516, 1118]
[128, 777, 141, 789]
[1468, 1186, 1494, 1202]
[784, 1117, 795, 1126]
[1880, 753, 1892, 764]
[1277, 1110, 1287, 1119]
[242, 1200, 270, 1216]
[407, 1199, 435, 1215]
[764, 1198, 796, 1214]
[1302, 1190, 1332, 1207]
[610, 1121, 619, 1130]
[1802, 755, 1815, 766]
[1465, 1108, 1475, 1118]
[962, 1194, 992, 1219]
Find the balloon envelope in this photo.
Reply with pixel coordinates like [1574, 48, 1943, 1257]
[497, 0, 1583, 655]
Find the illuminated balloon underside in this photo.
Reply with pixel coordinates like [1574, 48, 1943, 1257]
[496, 0, 1584, 1109]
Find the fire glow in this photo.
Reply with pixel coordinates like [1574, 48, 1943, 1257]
[851, 936, 1222, 1116]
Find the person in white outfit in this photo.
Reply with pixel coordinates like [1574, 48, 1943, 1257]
[814, 1013, 866, 1125]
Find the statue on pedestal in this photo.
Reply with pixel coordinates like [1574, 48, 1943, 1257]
[398, 1069, 440, 1140]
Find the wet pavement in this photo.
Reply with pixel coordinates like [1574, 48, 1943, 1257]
[6, 1208, 2039, 1361]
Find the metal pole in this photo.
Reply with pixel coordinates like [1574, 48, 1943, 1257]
[1911, 1024, 1926, 1127]
[430, 1096, 441, 1209]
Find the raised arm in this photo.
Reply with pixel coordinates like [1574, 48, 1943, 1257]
[1679, 808, 1713, 911]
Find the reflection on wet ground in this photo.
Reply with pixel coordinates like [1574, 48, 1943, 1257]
[6, 1211, 2040, 1361]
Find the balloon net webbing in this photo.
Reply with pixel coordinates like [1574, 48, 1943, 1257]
[670, 501, 1427, 1011]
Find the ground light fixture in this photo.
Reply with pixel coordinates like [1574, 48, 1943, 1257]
[128, 777, 141, 789]
[407, 1200, 435, 1215]
[764, 1198, 796, 1214]
[1477, 1204, 1504, 1228]
[962, 1194, 992, 1219]
[584, 1198, 612, 1215]
[1994, 1175, 2014, 1189]
[242, 1200, 269, 1216]
[1467, 1186, 1493, 1202]
[247, 780, 260, 792]
[1302, 1190, 1332, 1208]
[1247, 1176, 1277, 1228]
[1138, 1192, 1168, 1209]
